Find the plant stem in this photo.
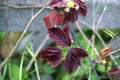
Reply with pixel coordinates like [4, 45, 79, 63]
[19, 52, 25, 80]
[2, 64, 8, 80]
[26, 35, 49, 72]
[26, 45, 40, 80]
[69, 27, 100, 80]
[0, 0, 52, 69]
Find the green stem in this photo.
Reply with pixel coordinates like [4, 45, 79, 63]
[26, 45, 40, 80]
[19, 52, 25, 80]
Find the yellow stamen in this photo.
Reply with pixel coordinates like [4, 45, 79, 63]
[67, 0, 75, 8]
[64, 8, 70, 13]
[103, 60, 106, 64]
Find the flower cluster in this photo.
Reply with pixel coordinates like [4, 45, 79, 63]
[40, 0, 88, 73]
[50, 0, 87, 24]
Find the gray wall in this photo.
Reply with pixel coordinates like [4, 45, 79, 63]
[0, 0, 120, 32]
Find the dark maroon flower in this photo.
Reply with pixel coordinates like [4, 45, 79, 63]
[48, 27, 71, 47]
[64, 48, 88, 73]
[40, 47, 62, 68]
[75, 0, 87, 16]
[64, 8, 78, 23]
[64, 0, 87, 24]
[50, 0, 87, 24]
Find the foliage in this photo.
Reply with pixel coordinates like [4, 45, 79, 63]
[0, 0, 120, 80]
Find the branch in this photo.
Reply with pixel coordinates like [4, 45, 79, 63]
[0, 2, 51, 9]
[75, 21, 113, 79]
[76, 21, 102, 63]
[78, 20, 120, 69]
[26, 35, 49, 72]
[0, 0, 52, 69]
[69, 26, 101, 80]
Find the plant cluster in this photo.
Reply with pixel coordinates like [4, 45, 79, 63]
[40, 0, 88, 73]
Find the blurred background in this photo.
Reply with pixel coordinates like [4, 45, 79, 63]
[0, 0, 120, 80]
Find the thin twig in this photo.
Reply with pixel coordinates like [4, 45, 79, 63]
[0, 0, 52, 69]
[110, 55, 120, 69]
[105, 48, 120, 58]
[95, 0, 111, 29]
[26, 45, 40, 80]
[88, 34, 96, 80]
[94, 0, 111, 47]
[94, 0, 118, 77]
[104, 28, 120, 41]
[79, 19, 120, 69]
[76, 21, 113, 79]
[0, 2, 51, 9]
[69, 26, 100, 80]
[94, 0, 119, 69]
[76, 21, 102, 63]
[114, 55, 120, 59]
[78, 20, 106, 47]
[19, 52, 25, 80]
[26, 35, 49, 72]
[106, 32, 120, 47]
[73, 35, 95, 80]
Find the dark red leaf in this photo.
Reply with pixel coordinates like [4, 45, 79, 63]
[40, 47, 62, 68]
[64, 48, 88, 73]
[109, 68, 120, 75]
[48, 27, 71, 47]
[43, 11, 64, 29]
[53, 12, 64, 26]
[43, 16, 53, 28]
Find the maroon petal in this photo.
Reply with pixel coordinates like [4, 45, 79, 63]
[43, 11, 64, 29]
[40, 47, 62, 68]
[50, 0, 67, 8]
[64, 8, 78, 24]
[64, 48, 88, 73]
[109, 68, 120, 75]
[75, 0, 87, 16]
[48, 27, 71, 47]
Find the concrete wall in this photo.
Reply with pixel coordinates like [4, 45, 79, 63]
[0, 0, 120, 32]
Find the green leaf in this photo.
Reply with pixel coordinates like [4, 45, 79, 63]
[60, 47, 70, 57]
[43, 63, 56, 74]
[10, 63, 28, 80]
[96, 64, 112, 73]
[41, 74, 53, 80]
[61, 70, 69, 80]
[0, 32, 6, 45]
[89, 72, 97, 80]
